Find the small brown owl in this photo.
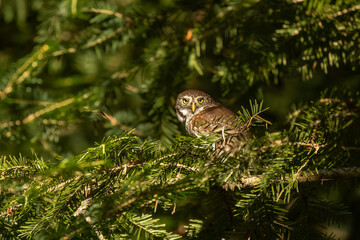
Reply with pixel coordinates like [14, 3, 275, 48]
[175, 89, 249, 155]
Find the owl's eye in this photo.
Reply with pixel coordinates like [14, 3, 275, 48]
[198, 98, 204, 104]
[182, 99, 189, 104]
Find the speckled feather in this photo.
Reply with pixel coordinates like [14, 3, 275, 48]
[175, 89, 249, 155]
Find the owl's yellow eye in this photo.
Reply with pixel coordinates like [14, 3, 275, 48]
[198, 98, 204, 103]
[182, 99, 189, 104]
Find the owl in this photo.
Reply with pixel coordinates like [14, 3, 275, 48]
[175, 89, 249, 156]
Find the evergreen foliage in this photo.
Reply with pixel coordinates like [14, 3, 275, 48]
[0, 0, 359, 239]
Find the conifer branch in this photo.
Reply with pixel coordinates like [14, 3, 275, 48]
[22, 98, 75, 124]
[0, 45, 49, 99]
[83, 8, 125, 19]
[0, 0, 359, 238]
[82, 27, 124, 49]
[101, 112, 146, 136]
[239, 167, 360, 188]
[73, 198, 105, 240]
[327, 5, 360, 19]
[52, 48, 77, 57]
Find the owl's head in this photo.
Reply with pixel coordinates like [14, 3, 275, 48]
[175, 89, 218, 123]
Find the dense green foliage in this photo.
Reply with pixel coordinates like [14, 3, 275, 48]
[0, 0, 360, 239]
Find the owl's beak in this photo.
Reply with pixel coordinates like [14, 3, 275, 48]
[191, 102, 196, 113]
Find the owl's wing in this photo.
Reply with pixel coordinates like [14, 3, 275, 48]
[190, 105, 250, 158]
[189, 105, 248, 138]
[189, 105, 250, 157]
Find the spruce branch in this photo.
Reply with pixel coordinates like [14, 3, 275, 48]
[325, 5, 360, 19]
[0, 0, 359, 238]
[83, 8, 125, 19]
[0, 44, 50, 99]
[73, 198, 105, 240]
[0, 93, 90, 130]
[52, 47, 77, 57]
[101, 112, 146, 136]
[6, 98, 52, 106]
[237, 167, 360, 189]
[82, 27, 124, 49]
[22, 98, 75, 124]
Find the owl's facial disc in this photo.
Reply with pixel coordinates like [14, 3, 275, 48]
[176, 94, 209, 124]
[177, 108, 191, 123]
